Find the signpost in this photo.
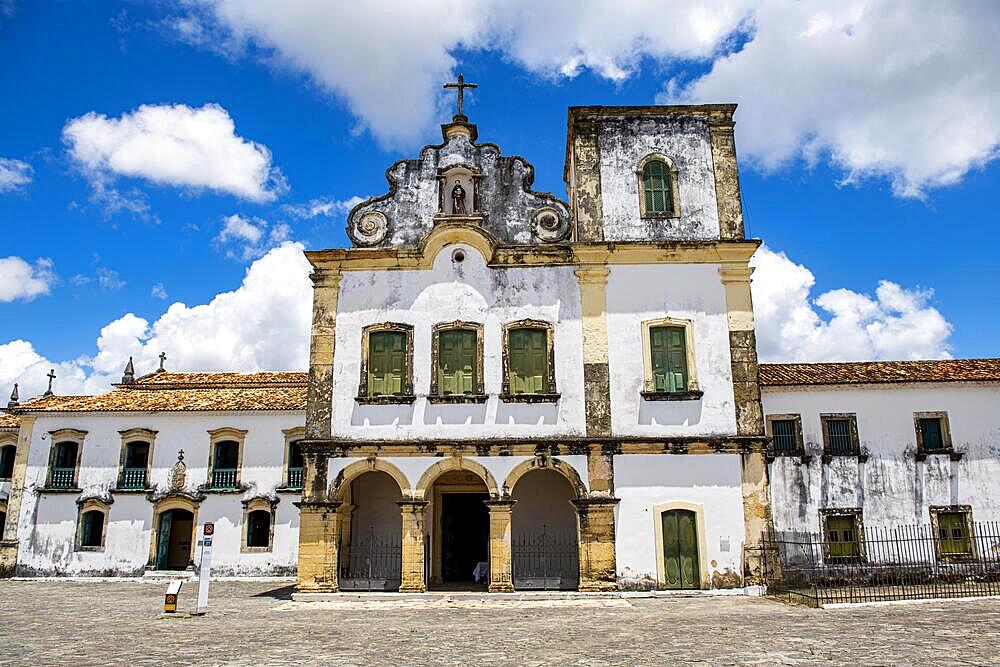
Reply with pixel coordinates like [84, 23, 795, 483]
[195, 522, 214, 615]
[163, 580, 182, 614]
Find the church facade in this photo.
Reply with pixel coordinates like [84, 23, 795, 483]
[2, 98, 998, 593]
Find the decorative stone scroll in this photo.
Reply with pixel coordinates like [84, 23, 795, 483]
[349, 211, 389, 246]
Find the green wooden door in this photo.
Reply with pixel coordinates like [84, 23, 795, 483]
[661, 509, 699, 589]
[155, 511, 172, 570]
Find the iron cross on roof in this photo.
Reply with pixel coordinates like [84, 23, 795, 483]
[444, 73, 478, 120]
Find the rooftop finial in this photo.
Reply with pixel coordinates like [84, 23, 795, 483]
[121, 356, 136, 385]
[43, 369, 56, 397]
[444, 73, 478, 122]
[7, 383, 19, 409]
[158, 352, 167, 373]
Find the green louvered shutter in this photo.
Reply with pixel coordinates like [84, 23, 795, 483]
[938, 512, 971, 556]
[509, 328, 548, 394]
[439, 330, 476, 395]
[642, 161, 672, 214]
[651, 326, 688, 393]
[369, 331, 405, 396]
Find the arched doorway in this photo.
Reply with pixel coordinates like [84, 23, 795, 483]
[511, 468, 579, 590]
[154, 508, 195, 570]
[430, 469, 489, 589]
[339, 470, 403, 591]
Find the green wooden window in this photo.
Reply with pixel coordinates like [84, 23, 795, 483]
[919, 418, 945, 451]
[825, 419, 854, 455]
[771, 419, 799, 454]
[826, 515, 860, 559]
[938, 512, 971, 556]
[650, 326, 688, 393]
[642, 160, 673, 215]
[438, 329, 476, 395]
[508, 328, 548, 394]
[368, 330, 406, 396]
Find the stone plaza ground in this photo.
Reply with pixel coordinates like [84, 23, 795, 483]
[0, 580, 999, 665]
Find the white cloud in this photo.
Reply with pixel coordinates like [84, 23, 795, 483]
[283, 195, 365, 220]
[0, 242, 311, 399]
[96, 267, 125, 290]
[751, 244, 952, 362]
[151, 283, 168, 300]
[0, 157, 32, 192]
[178, 1, 754, 146]
[672, 1, 1000, 197]
[216, 214, 290, 260]
[63, 103, 286, 204]
[0, 256, 55, 302]
[179, 2, 1000, 194]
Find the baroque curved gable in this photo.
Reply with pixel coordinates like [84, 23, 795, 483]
[347, 121, 571, 248]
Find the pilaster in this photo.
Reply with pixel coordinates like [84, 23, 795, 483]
[573, 496, 620, 592]
[306, 269, 343, 439]
[720, 265, 763, 436]
[740, 451, 773, 585]
[485, 500, 516, 592]
[570, 119, 604, 242]
[0, 416, 36, 578]
[586, 445, 615, 496]
[708, 108, 745, 241]
[575, 267, 612, 437]
[294, 500, 342, 593]
[398, 500, 429, 593]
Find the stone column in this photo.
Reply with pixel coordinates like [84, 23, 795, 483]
[575, 267, 612, 437]
[306, 269, 342, 439]
[398, 500, 429, 593]
[337, 503, 356, 561]
[573, 497, 620, 592]
[485, 500, 516, 592]
[294, 500, 342, 593]
[708, 106, 745, 241]
[740, 451, 774, 585]
[586, 444, 615, 496]
[0, 416, 36, 578]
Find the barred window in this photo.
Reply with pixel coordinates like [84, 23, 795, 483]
[771, 419, 798, 454]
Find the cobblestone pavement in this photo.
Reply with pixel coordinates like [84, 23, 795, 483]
[1, 580, 999, 666]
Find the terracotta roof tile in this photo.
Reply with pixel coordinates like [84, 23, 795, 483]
[760, 359, 1000, 387]
[130, 371, 307, 389]
[0, 412, 20, 429]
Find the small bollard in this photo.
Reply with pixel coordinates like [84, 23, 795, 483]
[163, 579, 183, 614]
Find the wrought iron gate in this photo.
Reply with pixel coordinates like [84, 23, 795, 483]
[512, 526, 579, 590]
[339, 527, 402, 591]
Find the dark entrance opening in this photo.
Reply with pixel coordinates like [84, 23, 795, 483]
[155, 508, 194, 570]
[440, 492, 489, 583]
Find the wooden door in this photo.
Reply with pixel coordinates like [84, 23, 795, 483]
[661, 509, 699, 589]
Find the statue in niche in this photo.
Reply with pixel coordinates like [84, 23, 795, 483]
[451, 182, 467, 214]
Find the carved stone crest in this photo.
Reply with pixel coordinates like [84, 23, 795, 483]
[169, 450, 187, 491]
[350, 210, 389, 246]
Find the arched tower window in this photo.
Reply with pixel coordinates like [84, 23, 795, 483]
[638, 155, 680, 219]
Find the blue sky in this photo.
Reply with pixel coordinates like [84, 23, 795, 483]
[1, 1, 998, 397]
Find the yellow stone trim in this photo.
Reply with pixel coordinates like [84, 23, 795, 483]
[116, 427, 156, 490]
[414, 456, 500, 501]
[281, 426, 306, 487]
[241, 498, 276, 553]
[640, 317, 701, 393]
[75, 498, 111, 552]
[719, 264, 755, 332]
[45, 428, 86, 488]
[575, 267, 610, 365]
[206, 427, 247, 488]
[502, 456, 585, 498]
[651, 500, 709, 590]
[0, 415, 35, 570]
[331, 457, 412, 501]
[148, 496, 200, 569]
[486, 500, 515, 592]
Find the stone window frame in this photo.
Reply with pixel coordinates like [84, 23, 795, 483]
[0, 436, 15, 480]
[819, 507, 866, 563]
[429, 320, 487, 404]
[914, 411, 961, 461]
[820, 413, 866, 463]
[206, 427, 247, 492]
[639, 317, 703, 401]
[278, 426, 306, 492]
[499, 319, 560, 403]
[356, 322, 416, 404]
[241, 497, 278, 553]
[44, 428, 87, 492]
[636, 153, 681, 220]
[75, 497, 111, 552]
[764, 414, 809, 463]
[929, 505, 977, 563]
[115, 427, 157, 492]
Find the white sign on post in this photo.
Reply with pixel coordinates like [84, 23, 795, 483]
[196, 522, 214, 614]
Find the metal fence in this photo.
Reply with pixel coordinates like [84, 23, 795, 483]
[339, 528, 402, 591]
[512, 526, 579, 590]
[761, 521, 1000, 606]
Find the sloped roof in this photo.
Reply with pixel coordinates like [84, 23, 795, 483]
[15, 372, 308, 413]
[760, 359, 1000, 387]
[0, 412, 20, 429]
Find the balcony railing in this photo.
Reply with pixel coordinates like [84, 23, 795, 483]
[287, 467, 304, 489]
[50, 467, 76, 489]
[211, 468, 238, 489]
[121, 467, 147, 490]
